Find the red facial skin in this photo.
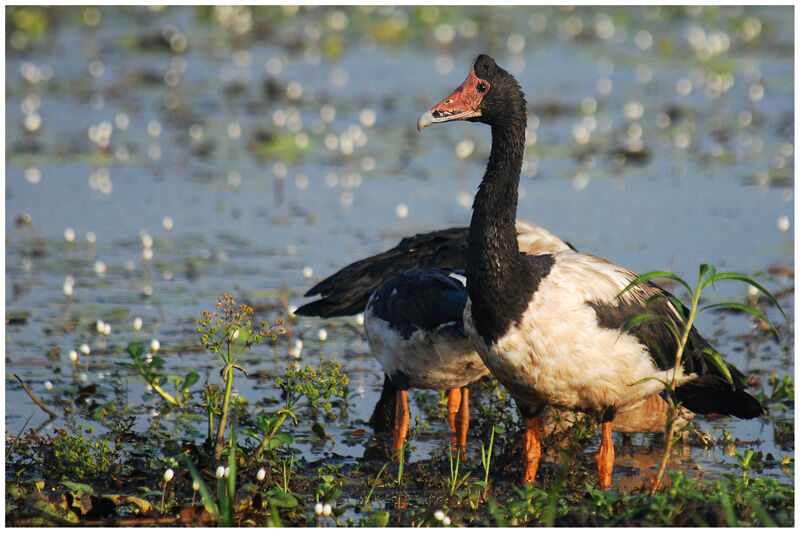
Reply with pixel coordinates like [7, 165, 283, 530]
[430, 68, 490, 118]
[417, 68, 490, 130]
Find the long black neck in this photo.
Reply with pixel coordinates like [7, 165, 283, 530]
[467, 118, 554, 346]
[470, 123, 526, 266]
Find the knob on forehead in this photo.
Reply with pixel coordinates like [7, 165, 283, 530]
[473, 54, 498, 78]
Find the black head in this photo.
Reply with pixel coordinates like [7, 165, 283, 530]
[417, 54, 526, 131]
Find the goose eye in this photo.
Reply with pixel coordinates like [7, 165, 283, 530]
[476, 82, 488, 93]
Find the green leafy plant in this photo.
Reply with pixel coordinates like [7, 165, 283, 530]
[620, 264, 786, 492]
[197, 293, 284, 459]
[636, 472, 705, 525]
[734, 449, 764, 484]
[504, 484, 552, 524]
[121, 342, 199, 407]
[280, 453, 295, 494]
[758, 373, 794, 409]
[261, 484, 300, 524]
[586, 483, 624, 520]
[181, 402, 243, 526]
[361, 510, 390, 527]
[480, 425, 496, 487]
[38, 425, 120, 481]
[182, 459, 223, 525]
[200, 383, 223, 445]
[276, 357, 351, 417]
[314, 472, 344, 526]
[250, 357, 349, 462]
[473, 377, 519, 463]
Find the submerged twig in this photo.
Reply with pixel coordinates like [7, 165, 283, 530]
[14, 374, 57, 418]
[6, 412, 35, 461]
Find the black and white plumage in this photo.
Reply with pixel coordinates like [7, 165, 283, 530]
[364, 268, 486, 455]
[418, 54, 764, 489]
[365, 269, 483, 391]
[464, 251, 762, 419]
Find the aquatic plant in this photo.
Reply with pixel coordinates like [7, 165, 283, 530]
[200, 382, 223, 444]
[619, 264, 786, 493]
[36, 424, 120, 482]
[197, 293, 284, 459]
[122, 342, 198, 408]
[251, 357, 350, 462]
[360, 461, 388, 512]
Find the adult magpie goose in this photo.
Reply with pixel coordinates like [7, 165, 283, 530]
[417, 54, 764, 489]
[363, 267, 485, 457]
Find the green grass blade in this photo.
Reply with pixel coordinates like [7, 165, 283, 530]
[483, 425, 495, 485]
[702, 273, 788, 321]
[700, 302, 779, 339]
[717, 483, 738, 526]
[623, 313, 681, 369]
[397, 446, 404, 485]
[624, 312, 681, 344]
[751, 499, 777, 527]
[457, 470, 472, 491]
[630, 375, 669, 387]
[662, 294, 690, 322]
[361, 462, 388, 512]
[701, 347, 733, 385]
[618, 271, 693, 299]
[181, 457, 221, 523]
[699, 264, 715, 287]
[623, 312, 662, 329]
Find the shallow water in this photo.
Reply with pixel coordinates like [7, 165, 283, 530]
[5, 6, 794, 488]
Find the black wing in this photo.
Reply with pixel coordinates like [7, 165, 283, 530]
[367, 268, 468, 340]
[296, 227, 470, 317]
[296, 222, 574, 318]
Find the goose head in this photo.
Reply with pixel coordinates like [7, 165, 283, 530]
[418, 54, 526, 131]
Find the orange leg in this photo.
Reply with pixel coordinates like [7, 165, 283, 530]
[595, 420, 615, 490]
[523, 417, 542, 485]
[455, 386, 470, 459]
[447, 388, 462, 450]
[392, 390, 410, 459]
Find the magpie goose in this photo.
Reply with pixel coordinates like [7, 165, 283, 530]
[417, 54, 763, 489]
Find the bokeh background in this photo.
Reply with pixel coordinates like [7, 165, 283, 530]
[5, 6, 794, 481]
